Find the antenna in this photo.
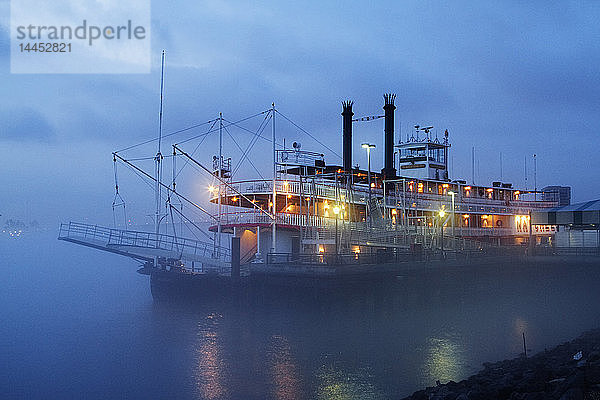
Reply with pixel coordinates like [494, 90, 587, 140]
[471, 146, 475, 185]
[524, 155, 528, 190]
[534, 154, 537, 201]
[158, 49, 165, 154]
[155, 49, 166, 241]
[271, 102, 277, 252]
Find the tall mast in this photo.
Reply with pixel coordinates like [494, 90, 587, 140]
[155, 50, 165, 241]
[272, 102, 277, 253]
[218, 112, 223, 256]
[524, 155, 528, 190]
[534, 153, 537, 201]
[471, 146, 475, 185]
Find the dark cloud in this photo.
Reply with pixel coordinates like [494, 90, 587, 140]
[0, 24, 9, 68]
[0, 107, 55, 141]
[2, 0, 600, 224]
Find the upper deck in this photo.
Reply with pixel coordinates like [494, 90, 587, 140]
[211, 176, 556, 216]
[206, 173, 557, 241]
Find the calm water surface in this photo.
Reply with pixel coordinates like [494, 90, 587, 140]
[2, 231, 600, 399]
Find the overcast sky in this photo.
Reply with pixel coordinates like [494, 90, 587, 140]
[1, 0, 599, 226]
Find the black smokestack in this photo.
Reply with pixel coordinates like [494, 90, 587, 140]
[382, 93, 396, 178]
[342, 101, 354, 172]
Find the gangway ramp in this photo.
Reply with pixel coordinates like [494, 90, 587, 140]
[58, 222, 230, 269]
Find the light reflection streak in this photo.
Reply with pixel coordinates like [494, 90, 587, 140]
[514, 317, 528, 337]
[268, 335, 301, 400]
[514, 317, 530, 354]
[195, 312, 226, 400]
[422, 335, 465, 385]
[315, 363, 386, 400]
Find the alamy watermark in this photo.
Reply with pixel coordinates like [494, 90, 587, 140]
[11, 0, 151, 74]
[16, 20, 147, 46]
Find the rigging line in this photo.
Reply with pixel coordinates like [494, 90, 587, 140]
[176, 110, 270, 145]
[174, 121, 221, 145]
[126, 154, 175, 162]
[223, 122, 266, 180]
[231, 113, 271, 178]
[114, 153, 218, 222]
[122, 161, 175, 219]
[222, 115, 284, 148]
[276, 110, 342, 160]
[231, 118, 270, 179]
[129, 164, 157, 192]
[168, 203, 213, 242]
[173, 119, 219, 181]
[173, 144, 274, 220]
[168, 201, 178, 239]
[115, 119, 217, 153]
[174, 202, 211, 224]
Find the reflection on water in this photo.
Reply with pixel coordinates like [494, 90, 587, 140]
[268, 335, 301, 400]
[174, 261, 600, 399]
[195, 313, 226, 400]
[4, 233, 600, 399]
[315, 363, 386, 400]
[422, 334, 465, 384]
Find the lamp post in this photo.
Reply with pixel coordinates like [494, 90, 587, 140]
[208, 185, 218, 256]
[333, 205, 340, 256]
[448, 190, 456, 247]
[438, 209, 446, 252]
[361, 143, 376, 227]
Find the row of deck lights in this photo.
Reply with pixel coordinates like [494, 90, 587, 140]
[208, 140, 522, 231]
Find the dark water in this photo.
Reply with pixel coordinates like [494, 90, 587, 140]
[2, 231, 600, 399]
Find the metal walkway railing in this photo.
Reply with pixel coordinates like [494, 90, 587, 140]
[59, 222, 230, 262]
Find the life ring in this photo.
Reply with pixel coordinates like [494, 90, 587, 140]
[496, 220, 503, 227]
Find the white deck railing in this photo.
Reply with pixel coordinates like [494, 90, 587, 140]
[214, 178, 556, 213]
[59, 222, 230, 262]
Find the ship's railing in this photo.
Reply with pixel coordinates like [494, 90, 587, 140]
[265, 245, 526, 266]
[217, 179, 373, 203]
[296, 220, 510, 250]
[59, 222, 230, 262]
[216, 211, 332, 228]
[391, 193, 556, 215]
[217, 179, 556, 212]
[216, 208, 516, 238]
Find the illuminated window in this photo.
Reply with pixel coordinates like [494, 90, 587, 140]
[352, 245, 360, 260]
[417, 182, 424, 193]
[481, 215, 489, 227]
[515, 215, 530, 233]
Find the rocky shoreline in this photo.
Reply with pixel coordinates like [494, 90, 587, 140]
[402, 329, 600, 400]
